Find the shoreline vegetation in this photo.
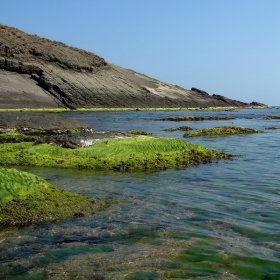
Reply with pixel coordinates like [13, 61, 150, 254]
[0, 167, 106, 226]
[0, 105, 271, 113]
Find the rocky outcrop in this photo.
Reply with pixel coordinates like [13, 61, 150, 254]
[0, 56, 41, 74]
[0, 24, 266, 109]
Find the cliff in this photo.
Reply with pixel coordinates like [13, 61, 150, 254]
[0, 24, 264, 109]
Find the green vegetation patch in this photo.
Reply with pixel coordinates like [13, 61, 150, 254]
[183, 126, 260, 138]
[0, 167, 102, 226]
[0, 130, 39, 143]
[127, 130, 152, 135]
[0, 137, 230, 172]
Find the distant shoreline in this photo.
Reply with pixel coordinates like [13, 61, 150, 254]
[0, 106, 271, 113]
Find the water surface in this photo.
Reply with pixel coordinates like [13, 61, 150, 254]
[1, 107, 280, 279]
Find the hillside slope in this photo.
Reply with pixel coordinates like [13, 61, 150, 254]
[0, 24, 263, 109]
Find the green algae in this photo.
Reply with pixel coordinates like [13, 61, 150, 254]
[40, 245, 114, 265]
[0, 167, 104, 226]
[127, 130, 152, 135]
[0, 137, 230, 171]
[183, 126, 260, 138]
[175, 242, 280, 280]
[0, 130, 37, 143]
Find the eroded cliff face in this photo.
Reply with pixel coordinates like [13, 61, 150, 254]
[0, 24, 262, 109]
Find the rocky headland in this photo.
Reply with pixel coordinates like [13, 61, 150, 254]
[0, 24, 267, 109]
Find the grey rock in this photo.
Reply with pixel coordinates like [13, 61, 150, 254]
[0, 24, 267, 109]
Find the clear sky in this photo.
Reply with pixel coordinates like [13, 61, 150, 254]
[1, 0, 280, 105]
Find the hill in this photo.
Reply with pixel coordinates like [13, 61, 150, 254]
[0, 24, 265, 109]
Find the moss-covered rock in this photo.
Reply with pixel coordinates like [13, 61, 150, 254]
[183, 126, 259, 138]
[127, 130, 152, 135]
[0, 137, 230, 172]
[0, 167, 104, 226]
[0, 130, 39, 143]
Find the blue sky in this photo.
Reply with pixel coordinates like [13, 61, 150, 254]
[1, 0, 280, 105]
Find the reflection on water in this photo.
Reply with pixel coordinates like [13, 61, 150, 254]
[1, 108, 280, 279]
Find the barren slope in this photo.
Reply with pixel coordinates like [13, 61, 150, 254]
[0, 24, 263, 109]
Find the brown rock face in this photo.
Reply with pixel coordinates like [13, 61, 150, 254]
[0, 24, 259, 109]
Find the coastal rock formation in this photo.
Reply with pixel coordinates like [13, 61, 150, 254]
[0, 24, 266, 109]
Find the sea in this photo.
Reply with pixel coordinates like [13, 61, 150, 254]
[0, 106, 280, 280]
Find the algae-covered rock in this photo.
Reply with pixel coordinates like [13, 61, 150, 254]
[183, 126, 259, 137]
[158, 116, 235, 122]
[164, 126, 193, 132]
[127, 130, 152, 135]
[0, 167, 103, 226]
[0, 137, 230, 172]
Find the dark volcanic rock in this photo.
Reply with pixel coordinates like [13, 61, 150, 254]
[0, 24, 267, 109]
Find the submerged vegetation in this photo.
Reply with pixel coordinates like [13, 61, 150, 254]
[0, 167, 103, 226]
[183, 126, 260, 138]
[0, 137, 230, 171]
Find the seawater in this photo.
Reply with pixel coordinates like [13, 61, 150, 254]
[1, 107, 280, 280]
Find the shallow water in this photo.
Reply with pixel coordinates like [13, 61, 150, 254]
[1, 107, 280, 279]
